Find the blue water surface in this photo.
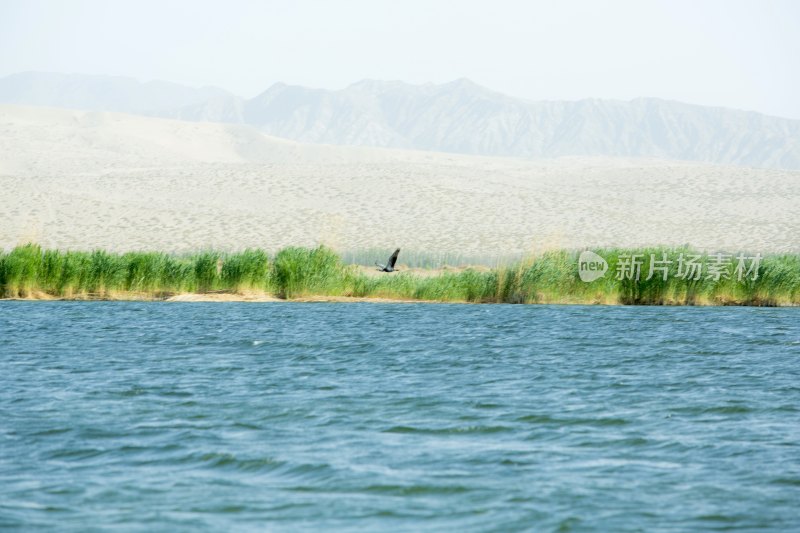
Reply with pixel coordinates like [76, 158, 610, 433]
[1, 302, 799, 531]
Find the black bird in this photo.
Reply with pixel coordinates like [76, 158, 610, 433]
[376, 248, 400, 272]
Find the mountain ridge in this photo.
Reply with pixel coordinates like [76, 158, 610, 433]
[1, 71, 798, 169]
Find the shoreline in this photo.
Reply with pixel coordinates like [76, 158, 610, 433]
[1, 291, 796, 307]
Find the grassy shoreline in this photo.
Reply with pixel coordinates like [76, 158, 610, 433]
[1, 244, 799, 306]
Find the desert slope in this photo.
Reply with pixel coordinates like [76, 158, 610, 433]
[1, 104, 798, 255]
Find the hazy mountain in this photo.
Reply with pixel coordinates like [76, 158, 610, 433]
[245, 78, 800, 169]
[2, 72, 799, 169]
[174, 93, 246, 123]
[0, 71, 233, 115]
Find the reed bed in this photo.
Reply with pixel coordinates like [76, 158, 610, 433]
[1, 244, 798, 305]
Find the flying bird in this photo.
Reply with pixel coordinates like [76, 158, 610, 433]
[376, 248, 400, 272]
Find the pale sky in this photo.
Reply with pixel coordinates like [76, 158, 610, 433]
[1, 0, 798, 118]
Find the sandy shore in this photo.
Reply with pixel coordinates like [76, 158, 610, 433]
[2, 104, 799, 255]
[1, 291, 443, 304]
[3, 294, 794, 306]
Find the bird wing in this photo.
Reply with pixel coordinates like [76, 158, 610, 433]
[388, 248, 400, 268]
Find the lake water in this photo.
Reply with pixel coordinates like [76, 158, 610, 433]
[1, 302, 799, 531]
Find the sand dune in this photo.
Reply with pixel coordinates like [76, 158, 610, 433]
[1, 104, 798, 255]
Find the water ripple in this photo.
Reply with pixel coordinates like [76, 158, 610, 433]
[1, 302, 799, 531]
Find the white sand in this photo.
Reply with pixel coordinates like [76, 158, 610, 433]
[1, 104, 798, 255]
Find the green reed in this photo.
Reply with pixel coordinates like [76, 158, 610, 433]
[221, 249, 270, 293]
[272, 246, 345, 298]
[1, 244, 798, 305]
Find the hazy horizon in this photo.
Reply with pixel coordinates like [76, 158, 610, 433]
[1, 0, 799, 119]
[6, 70, 800, 121]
